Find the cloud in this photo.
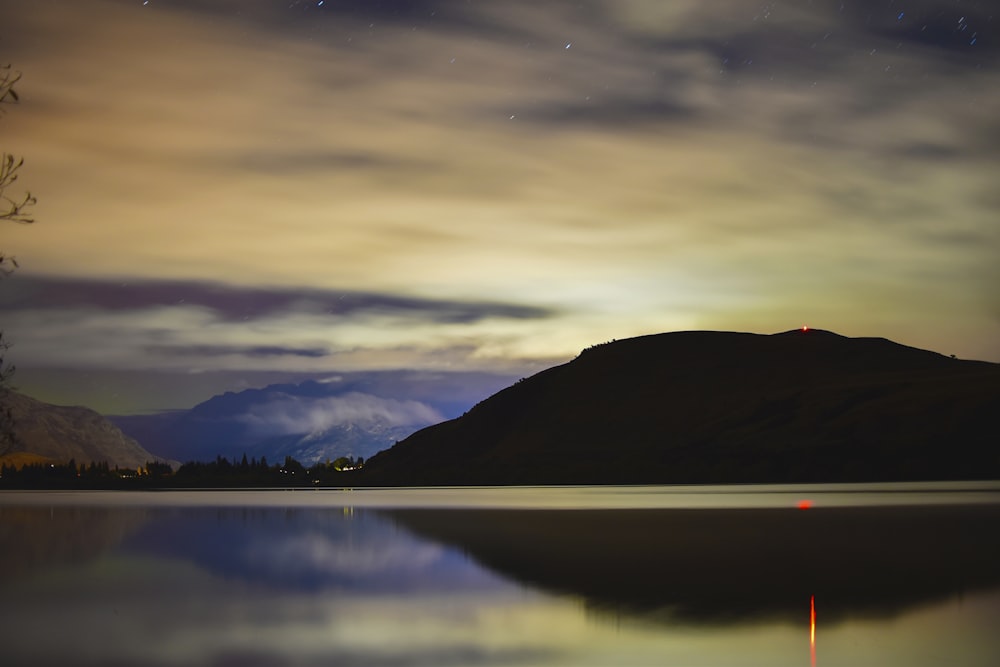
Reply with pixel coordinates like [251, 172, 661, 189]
[0, 276, 555, 323]
[235, 392, 444, 438]
[221, 150, 439, 176]
[245, 532, 445, 578]
[0, 275, 569, 381]
[859, 3, 998, 56]
[148, 344, 330, 359]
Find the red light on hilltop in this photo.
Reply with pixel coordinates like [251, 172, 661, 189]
[801, 325, 810, 332]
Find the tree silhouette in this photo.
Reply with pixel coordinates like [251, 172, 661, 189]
[1, 64, 35, 243]
[1, 61, 35, 454]
[1, 63, 34, 223]
[0, 332, 16, 456]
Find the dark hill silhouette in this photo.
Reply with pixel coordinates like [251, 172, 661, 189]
[361, 329, 1000, 484]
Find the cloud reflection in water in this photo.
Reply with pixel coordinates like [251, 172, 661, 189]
[1, 491, 999, 666]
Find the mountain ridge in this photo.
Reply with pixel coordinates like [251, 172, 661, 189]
[1, 392, 168, 470]
[361, 329, 1000, 485]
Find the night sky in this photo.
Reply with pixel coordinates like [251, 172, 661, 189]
[1, 0, 998, 414]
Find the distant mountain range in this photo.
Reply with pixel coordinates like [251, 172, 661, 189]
[361, 329, 1000, 484]
[1, 392, 166, 470]
[109, 376, 499, 466]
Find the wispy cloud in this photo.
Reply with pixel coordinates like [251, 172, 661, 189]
[235, 392, 444, 438]
[148, 344, 330, 359]
[1, 276, 555, 323]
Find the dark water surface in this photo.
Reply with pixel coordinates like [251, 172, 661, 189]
[1, 484, 999, 666]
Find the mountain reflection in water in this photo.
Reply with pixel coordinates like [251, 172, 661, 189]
[1, 486, 999, 667]
[383, 504, 1000, 623]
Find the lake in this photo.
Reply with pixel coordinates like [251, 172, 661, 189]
[2, 483, 999, 666]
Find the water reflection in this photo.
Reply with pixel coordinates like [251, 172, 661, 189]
[123, 507, 462, 593]
[383, 504, 1000, 623]
[810, 595, 816, 667]
[1, 489, 998, 666]
[0, 505, 148, 582]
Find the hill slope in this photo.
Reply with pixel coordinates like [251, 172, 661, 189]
[362, 329, 1000, 484]
[1, 392, 166, 470]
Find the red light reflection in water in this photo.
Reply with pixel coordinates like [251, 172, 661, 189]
[810, 595, 816, 667]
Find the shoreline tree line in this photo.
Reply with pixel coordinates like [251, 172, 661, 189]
[0, 454, 364, 489]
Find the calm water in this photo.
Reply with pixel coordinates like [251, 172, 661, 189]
[1, 483, 999, 666]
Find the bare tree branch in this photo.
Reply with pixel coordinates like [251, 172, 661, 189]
[0, 63, 33, 450]
[0, 154, 35, 224]
[0, 63, 22, 106]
